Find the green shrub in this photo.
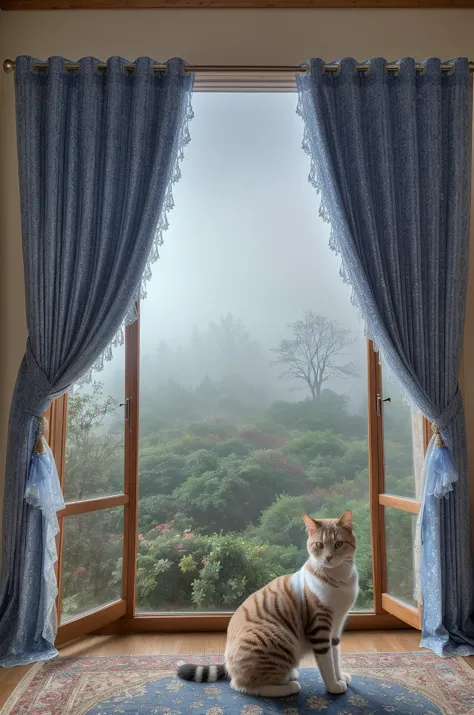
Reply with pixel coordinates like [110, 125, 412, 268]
[284, 430, 347, 464]
[135, 529, 298, 611]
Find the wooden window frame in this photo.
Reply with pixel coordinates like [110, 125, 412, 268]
[44, 81, 427, 639]
[368, 342, 427, 631]
[47, 331, 426, 640]
[46, 305, 140, 643]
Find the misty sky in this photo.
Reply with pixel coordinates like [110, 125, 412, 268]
[93, 92, 368, 409]
[143, 93, 357, 342]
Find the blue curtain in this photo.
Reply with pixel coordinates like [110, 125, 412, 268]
[297, 57, 474, 656]
[0, 56, 193, 667]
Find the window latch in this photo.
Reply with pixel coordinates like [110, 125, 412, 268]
[119, 396, 131, 421]
[376, 394, 391, 416]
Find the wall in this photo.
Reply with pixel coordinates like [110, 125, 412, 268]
[1, 8, 474, 542]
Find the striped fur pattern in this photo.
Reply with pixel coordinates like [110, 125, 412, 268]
[177, 663, 227, 682]
[177, 510, 358, 698]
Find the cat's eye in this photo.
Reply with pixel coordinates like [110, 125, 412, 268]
[315, 542, 324, 550]
[335, 541, 343, 549]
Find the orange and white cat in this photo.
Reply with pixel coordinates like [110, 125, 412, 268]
[177, 510, 358, 697]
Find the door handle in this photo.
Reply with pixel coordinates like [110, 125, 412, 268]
[377, 394, 381, 416]
[119, 397, 131, 421]
[377, 394, 391, 416]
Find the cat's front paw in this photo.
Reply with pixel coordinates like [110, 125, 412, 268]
[326, 680, 347, 695]
[340, 671, 352, 684]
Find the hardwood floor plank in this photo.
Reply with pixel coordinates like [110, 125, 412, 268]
[204, 634, 226, 654]
[0, 684, 19, 705]
[0, 664, 31, 684]
[341, 631, 379, 653]
[59, 635, 112, 657]
[387, 630, 423, 652]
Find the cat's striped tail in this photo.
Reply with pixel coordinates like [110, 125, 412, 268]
[177, 662, 228, 682]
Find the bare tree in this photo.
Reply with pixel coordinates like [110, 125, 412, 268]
[272, 311, 359, 400]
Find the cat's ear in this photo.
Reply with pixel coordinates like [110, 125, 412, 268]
[337, 510, 353, 531]
[302, 513, 321, 535]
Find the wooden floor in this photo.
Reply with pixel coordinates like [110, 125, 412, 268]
[1, 630, 472, 708]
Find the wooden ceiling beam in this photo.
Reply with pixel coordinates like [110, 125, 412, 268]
[2, 0, 474, 9]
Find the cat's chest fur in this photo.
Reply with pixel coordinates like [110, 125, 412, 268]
[292, 561, 358, 620]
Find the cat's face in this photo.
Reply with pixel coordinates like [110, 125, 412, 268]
[302, 510, 356, 569]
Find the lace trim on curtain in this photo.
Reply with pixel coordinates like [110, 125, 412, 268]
[296, 94, 425, 603]
[298, 84, 430, 488]
[295, 95, 425, 429]
[76, 91, 194, 388]
[295, 95, 381, 361]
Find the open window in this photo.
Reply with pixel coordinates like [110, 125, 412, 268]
[46, 84, 427, 643]
[368, 350, 426, 630]
[47, 319, 139, 646]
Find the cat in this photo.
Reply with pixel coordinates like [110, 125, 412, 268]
[177, 509, 358, 698]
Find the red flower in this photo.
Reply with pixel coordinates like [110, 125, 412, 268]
[177, 544, 183, 549]
[155, 523, 171, 533]
[138, 534, 144, 541]
[75, 567, 86, 576]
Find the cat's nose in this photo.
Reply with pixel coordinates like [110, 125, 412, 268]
[326, 555, 333, 563]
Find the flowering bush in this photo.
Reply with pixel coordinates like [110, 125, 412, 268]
[134, 526, 299, 611]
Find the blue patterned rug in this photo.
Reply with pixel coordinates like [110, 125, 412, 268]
[85, 669, 442, 714]
[5, 652, 474, 714]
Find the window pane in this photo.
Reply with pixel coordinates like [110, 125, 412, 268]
[381, 364, 418, 499]
[384, 507, 417, 608]
[64, 344, 125, 502]
[60, 507, 124, 623]
[137, 93, 372, 613]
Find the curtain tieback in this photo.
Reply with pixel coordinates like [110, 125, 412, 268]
[426, 388, 462, 498]
[17, 340, 63, 416]
[432, 387, 463, 435]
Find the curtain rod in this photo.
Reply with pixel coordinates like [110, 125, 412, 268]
[4, 59, 474, 75]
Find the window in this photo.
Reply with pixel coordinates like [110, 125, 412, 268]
[378, 361, 425, 621]
[49, 85, 427, 640]
[53, 344, 129, 633]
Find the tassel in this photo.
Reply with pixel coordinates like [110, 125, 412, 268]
[26, 416, 52, 505]
[33, 415, 48, 454]
[428, 425, 458, 499]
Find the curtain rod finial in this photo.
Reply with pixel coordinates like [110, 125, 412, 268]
[3, 59, 15, 73]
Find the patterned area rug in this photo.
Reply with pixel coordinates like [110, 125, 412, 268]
[4, 652, 474, 714]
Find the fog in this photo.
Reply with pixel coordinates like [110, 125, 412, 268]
[95, 93, 367, 413]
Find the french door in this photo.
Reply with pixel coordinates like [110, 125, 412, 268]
[47, 316, 139, 646]
[368, 344, 425, 630]
[45, 329, 425, 644]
